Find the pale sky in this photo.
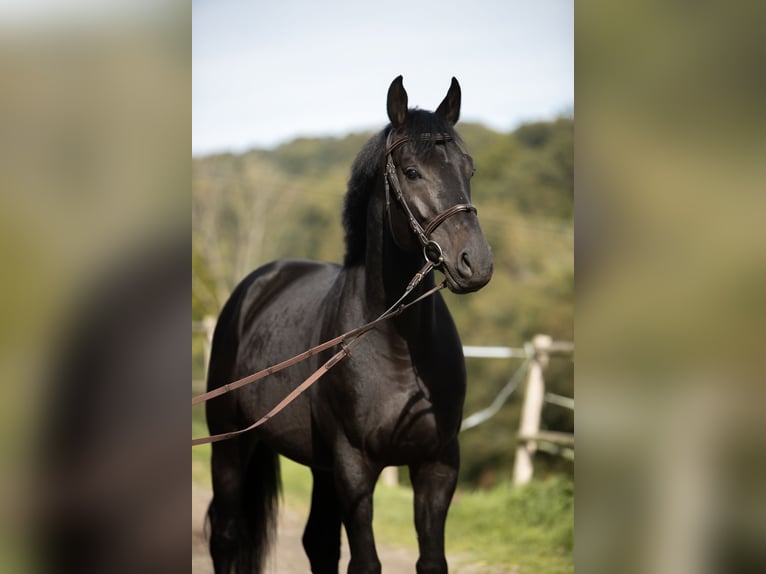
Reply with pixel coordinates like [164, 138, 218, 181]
[193, 0, 573, 155]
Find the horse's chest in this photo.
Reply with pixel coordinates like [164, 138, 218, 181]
[328, 330, 465, 464]
[364, 385, 460, 464]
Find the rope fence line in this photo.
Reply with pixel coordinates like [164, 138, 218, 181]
[544, 392, 574, 410]
[460, 358, 531, 432]
[460, 335, 575, 485]
[463, 345, 528, 359]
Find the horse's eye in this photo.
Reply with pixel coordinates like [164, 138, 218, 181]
[404, 167, 419, 180]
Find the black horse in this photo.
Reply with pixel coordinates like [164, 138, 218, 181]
[205, 76, 493, 574]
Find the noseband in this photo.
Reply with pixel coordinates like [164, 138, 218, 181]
[384, 132, 477, 265]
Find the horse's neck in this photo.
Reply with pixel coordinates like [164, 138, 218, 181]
[361, 220, 438, 346]
[360, 232, 464, 408]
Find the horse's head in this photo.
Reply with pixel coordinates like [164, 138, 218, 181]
[385, 76, 493, 294]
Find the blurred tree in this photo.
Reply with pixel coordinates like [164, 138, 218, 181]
[192, 153, 301, 317]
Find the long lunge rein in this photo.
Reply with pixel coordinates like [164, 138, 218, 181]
[191, 266, 443, 446]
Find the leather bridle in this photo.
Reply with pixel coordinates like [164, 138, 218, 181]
[384, 131, 477, 265]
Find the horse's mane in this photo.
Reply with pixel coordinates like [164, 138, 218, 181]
[342, 109, 460, 266]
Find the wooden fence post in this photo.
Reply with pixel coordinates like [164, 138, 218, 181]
[513, 334, 551, 486]
[380, 466, 399, 487]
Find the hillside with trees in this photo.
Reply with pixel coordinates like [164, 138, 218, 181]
[192, 117, 573, 486]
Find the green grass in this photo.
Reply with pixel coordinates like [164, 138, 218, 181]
[445, 477, 573, 573]
[192, 409, 212, 487]
[192, 437, 572, 574]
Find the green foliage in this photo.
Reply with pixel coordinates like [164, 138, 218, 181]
[192, 408, 211, 487]
[192, 117, 573, 486]
[446, 477, 574, 573]
[267, 132, 372, 177]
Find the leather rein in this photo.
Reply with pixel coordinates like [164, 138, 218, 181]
[191, 132, 476, 447]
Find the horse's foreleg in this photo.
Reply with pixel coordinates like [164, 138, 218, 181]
[334, 442, 381, 574]
[303, 468, 342, 574]
[409, 442, 459, 574]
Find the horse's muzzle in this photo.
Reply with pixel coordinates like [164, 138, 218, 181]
[443, 241, 493, 294]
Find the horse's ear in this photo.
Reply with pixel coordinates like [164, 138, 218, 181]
[436, 77, 461, 125]
[387, 75, 408, 128]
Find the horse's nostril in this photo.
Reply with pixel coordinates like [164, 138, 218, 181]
[458, 251, 473, 278]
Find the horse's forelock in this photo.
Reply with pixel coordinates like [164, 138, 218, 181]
[402, 109, 460, 154]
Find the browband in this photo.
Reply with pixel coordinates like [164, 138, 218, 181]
[385, 132, 454, 156]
